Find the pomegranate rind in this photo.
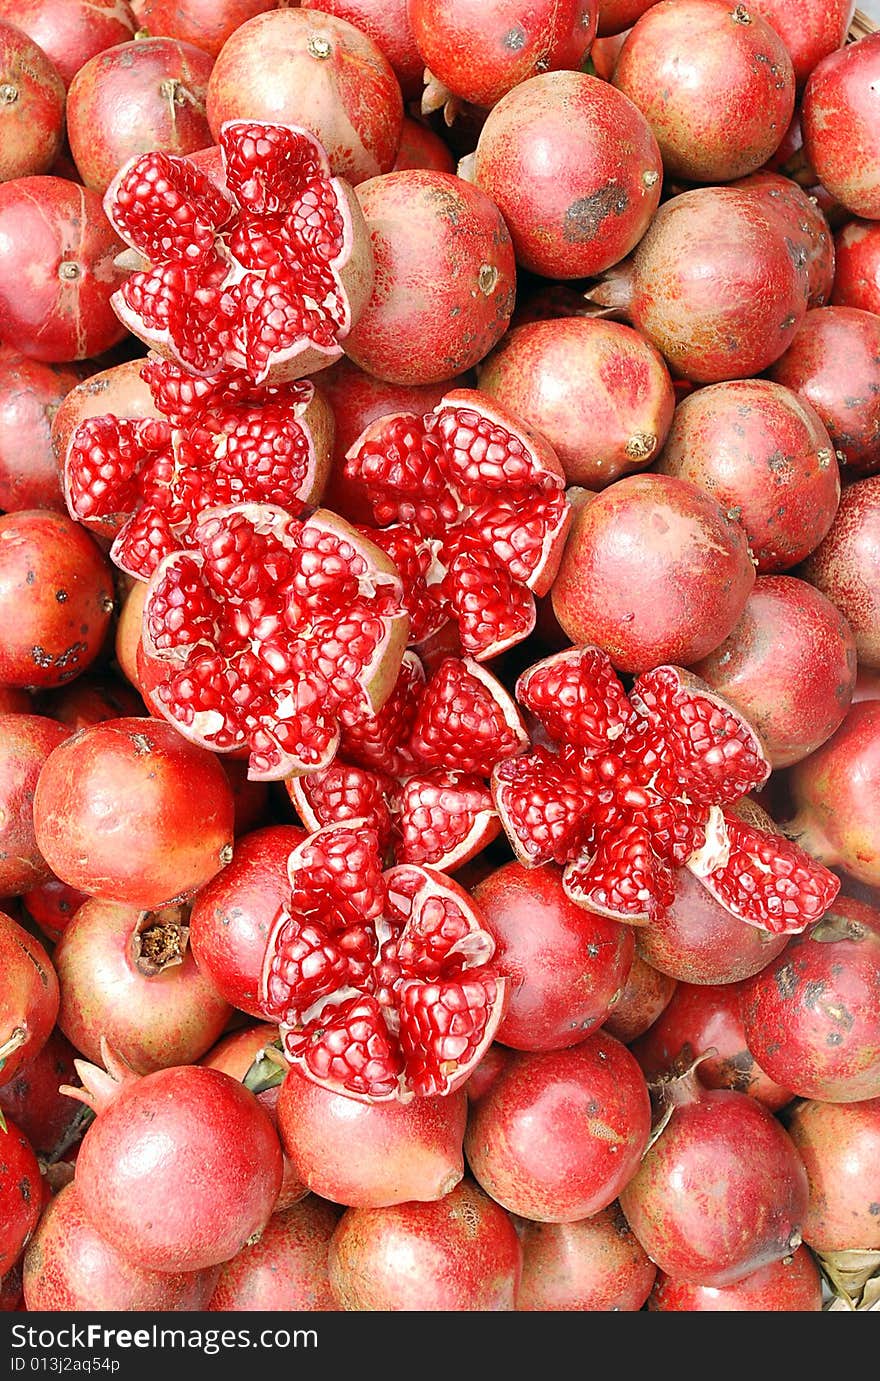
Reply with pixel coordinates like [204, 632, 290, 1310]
[697, 813, 841, 935]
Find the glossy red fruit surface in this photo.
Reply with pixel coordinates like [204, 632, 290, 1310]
[0, 714, 70, 894]
[832, 218, 880, 312]
[517, 1205, 656, 1312]
[132, 0, 277, 61]
[597, 0, 655, 35]
[0, 22, 65, 182]
[787, 701, 880, 887]
[0, 354, 84, 514]
[301, 0, 423, 99]
[0, 1028, 79, 1158]
[802, 476, 880, 669]
[786, 1097, 880, 1251]
[803, 30, 880, 219]
[648, 1247, 823, 1312]
[750, 1, 855, 87]
[602, 954, 677, 1044]
[0, 0, 138, 87]
[392, 117, 455, 173]
[208, 1197, 339, 1312]
[0, 910, 58, 1088]
[0, 1118, 41, 1275]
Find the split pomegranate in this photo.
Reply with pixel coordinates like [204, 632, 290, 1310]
[206, 9, 404, 186]
[0, 1118, 42, 1276]
[602, 954, 677, 1044]
[785, 1097, 880, 1251]
[0, 177, 128, 362]
[277, 1065, 467, 1207]
[619, 1062, 808, 1287]
[477, 317, 675, 489]
[261, 820, 507, 1102]
[471, 71, 662, 279]
[208, 1196, 339, 1312]
[832, 218, 880, 313]
[0, 910, 59, 1087]
[50, 358, 160, 483]
[739, 898, 880, 1103]
[0, 1029, 80, 1158]
[802, 476, 880, 668]
[750, 1, 856, 87]
[328, 1179, 521, 1311]
[23, 1182, 218, 1312]
[0, 714, 70, 894]
[786, 701, 880, 887]
[0, 22, 65, 183]
[105, 119, 375, 383]
[343, 170, 516, 384]
[648, 1248, 823, 1312]
[656, 380, 841, 574]
[66, 1044, 283, 1271]
[132, 0, 278, 62]
[550, 475, 755, 671]
[33, 717, 235, 908]
[300, 0, 424, 101]
[0, 0, 138, 87]
[517, 1206, 656, 1312]
[464, 1035, 651, 1221]
[803, 30, 880, 219]
[0, 354, 84, 514]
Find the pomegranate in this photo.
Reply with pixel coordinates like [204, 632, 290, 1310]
[0, 1263, 21, 1311]
[477, 317, 675, 489]
[113, 575, 148, 693]
[22, 874, 88, 945]
[24, 1182, 219, 1310]
[602, 953, 677, 1044]
[787, 701, 880, 887]
[657, 380, 840, 574]
[612, 1, 795, 183]
[690, 577, 857, 769]
[0, 177, 128, 362]
[0, 23, 65, 182]
[803, 30, 880, 219]
[408, 0, 597, 110]
[734, 171, 836, 309]
[262, 821, 507, 1101]
[803, 477, 880, 668]
[277, 1065, 467, 1207]
[0, 354, 84, 513]
[472, 861, 635, 1051]
[300, 0, 424, 101]
[769, 307, 880, 474]
[392, 117, 455, 174]
[464, 1035, 651, 1221]
[33, 717, 235, 907]
[50, 358, 159, 479]
[517, 1206, 656, 1312]
[550, 477, 755, 672]
[631, 981, 795, 1111]
[105, 121, 375, 384]
[750, 1, 856, 86]
[597, 0, 657, 35]
[209, 1197, 339, 1311]
[0, 910, 59, 1087]
[0, 714, 70, 894]
[0, 1118, 42, 1275]
[471, 71, 662, 279]
[206, 9, 403, 186]
[589, 30, 630, 78]
[739, 898, 880, 1102]
[0, 0, 138, 87]
[588, 186, 808, 382]
[649, 1247, 823, 1311]
[619, 1061, 808, 1286]
[37, 674, 144, 731]
[328, 1179, 521, 1310]
[0, 1029, 80, 1157]
[832, 218, 880, 313]
[132, 0, 279, 62]
[785, 1098, 880, 1251]
[465, 1043, 510, 1102]
[343, 170, 516, 384]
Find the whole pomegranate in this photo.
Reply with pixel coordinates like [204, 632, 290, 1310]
[802, 476, 880, 668]
[750, 1, 856, 87]
[649, 1248, 823, 1311]
[786, 701, 880, 887]
[0, 1118, 42, 1275]
[0, 352, 83, 513]
[0, 910, 59, 1087]
[471, 71, 662, 279]
[328, 1180, 521, 1310]
[464, 1036, 651, 1221]
[551, 474, 755, 673]
[0, 0, 138, 87]
[301, 0, 424, 100]
[602, 954, 677, 1044]
[208, 1197, 339, 1312]
[33, 717, 235, 908]
[132, 0, 278, 61]
[0, 714, 70, 894]
[785, 1098, 880, 1251]
[0, 23, 65, 182]
[832, 218, 880, 313]
[735, 171, 835, 309]
[803, 30, 880, 219]
[517, 1206, 656, 1312]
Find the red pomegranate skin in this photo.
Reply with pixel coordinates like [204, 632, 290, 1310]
[465, 1042, 511, 1102]
[477, 317, 674, 489]
[472, 861, 635, 1051]
[690, 577, 857, 770]
[329, 1179, 521, 1311]
[550, 473, 755, 674]
[0, 353, 83, 514]
[648, 1247, 823, 1312]
[0, 1028, 79, 1157]
[75, 1064, 283, 1272]
[0, 714, 70, 894]
[750, 1, 855, 87]
[0, 1262, 21, 1310]
[392, 117, 455, 173]
[208, 1197, 339, 1312]
[132, 0, 277, 62]
[597, 0, 657, 36]
[599, 187, 808, 383]
[0, 1118, 42, 1275]
[517, 1204, 656, 1312]
[206, 9, 404, 186]
[802, 476, 880, 668]
[301, 0, 423, 100]
[0, 910, 58, 1087]
[0, 177, 127, 363]
[277, 1067, 466, 1208]
[769, 307, 880, 475]
[787, 701, 880, 886]
[619, 1078, 808, 1287]
[464, 1035, 651, 1222]
[631, 982, 795, 1112]
[0, 23, 65, 182]
[344, 170, 516, 384]
[0, 0, 138, 87]
[832, 219, 880, 313]
[613, 1, 795, 184]
[189, 823, 304, 1018]
[220, 757, 269, 836]
[22, 872, 87, 945]
[739, 896, 880, 1102]
[33, 717, 235, 908]
[22, 1182, 218, 1311]
[38, 674, 145, 732]
[67, 38, 214, 194]
[657, 380, 840, 574]
[407, 0, 597, 108]
[803, 31, 880, 219]
[636, 866, 790, 986]
[602, 953, 677, 1044]
[786, 1097, 880, 1251]
[735, 171, 836, 310]
[472, 71, 662, 280]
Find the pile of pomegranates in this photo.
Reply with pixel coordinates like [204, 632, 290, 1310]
[1, 0, 880, 1317]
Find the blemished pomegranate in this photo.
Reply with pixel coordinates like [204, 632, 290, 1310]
[471, 71, 662, 280]
[832, 218, 880, 313]
[328, 1179, 522, 1311]
[0, 1118, 42, 1276]
[208, 1196, 340, 1312]
[0, 1028, 80, 1158]
[0, 0, 138, 87]
[22, 874, 88, 945]
[803, 30, 880, 219]
[601, 954, 677, 1044]
[0, 910, 59, 1087]
[734, 171, 835, 310]
[785, 1097, 880, 1252]
[802, 476, 880, 669]
[750, 1, 856, 87]
[0, 22, 66, 183]
[132, 0, 277, 62]
[0, 714, 70, 894]
[301, 0, 424, 101]
[648, 1247, 823, 1312]
[517, 1206, 656, 1312]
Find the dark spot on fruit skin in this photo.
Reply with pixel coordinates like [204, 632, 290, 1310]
[55, 590, 68, 603]
[803, 978, 827, 1009]
[563, 185, 629, 245]
[826, 1032, 843, 1045]
[25, 571, 34, 585]
[774, 963, 797, 999]
[869, 1203, 880, 1216]
[19, 1177, 30, 1203]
